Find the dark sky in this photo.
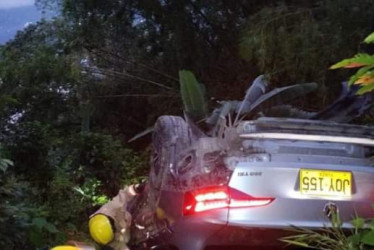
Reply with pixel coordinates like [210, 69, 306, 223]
[0, 2, 42, 44]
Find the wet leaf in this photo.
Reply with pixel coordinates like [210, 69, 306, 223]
[364, 32, 374, 44]
[2, 159, 14, 167]
[347, 234, 360, 247]
[179, 70, 206, 121]
[361, 231, 374, 246]
[330, 54, 374, 69]
[280, 239, 310, 247]
[351, 217, 365, 230]
[345, 62, 367, 68]
[0, 159, 14, 172]
[357, 84, 374, 95]
[349, 66, 373, 85]
[354, 73, 374, 85]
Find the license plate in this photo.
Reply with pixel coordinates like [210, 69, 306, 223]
[300, 169, 352, 197]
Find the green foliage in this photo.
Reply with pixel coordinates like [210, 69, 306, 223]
[28, 217, 63, 248]
[206, 77, 317, 134]
[330, 54, 374, 70]
[1, 0, 374, 248]
[71, 133, 148, 195]
[247, 82, 317, 115]
[0, 157, 13, 173]
[240, 5, 323, 82]
[239, 0, 374, 88]
[262, 105, 316, 119]
[0, 122, 147, 248]
[6, 121, 58, 185]
[235, 75, 268, 121]
[364, 32, 374, 44]
[330, 31, 374, 95]
[46, 165, 91, 224]
[0, 146, 48, 249]
[281, 212, 374, 250]
[179, 70, 207, 121]
[74, 178, 109, 206]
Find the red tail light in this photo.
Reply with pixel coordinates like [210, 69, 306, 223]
[183, 186, 274, 216]
[229, 187, 274, 208]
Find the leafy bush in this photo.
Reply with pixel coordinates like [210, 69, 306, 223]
[42, 132, 148, 244]
[1, 121, 148, 248]
[330, 31, 374, 94]
[0, 146, 50, 249]
[0, 172, 32, 249]
[239, 0, 374, 87]
[281, 212, 374, 250]
[68, 132, 148, 196]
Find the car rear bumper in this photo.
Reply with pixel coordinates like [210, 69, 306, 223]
[169, 225, 296, 250]
[166, 211, 297, 250]
[167, 209, 228, 250]
[203, 225, 294, 249]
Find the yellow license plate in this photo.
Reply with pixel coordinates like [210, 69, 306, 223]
[300, 169, 352, 197]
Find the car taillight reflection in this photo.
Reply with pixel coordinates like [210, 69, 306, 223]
[183, 186, 274, 216]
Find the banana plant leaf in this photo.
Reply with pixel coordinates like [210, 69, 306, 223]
[184, 112, 206, 139]
[207, 82, 317, 128]
[235, 75, 268, 122]
[208, 101, 239, 136]
[261, 105, 317, 119]
[179, 70, 207, 121]
[245, 82, 318, 119]
[312, 83, 372, 122]
[205, 100, 240, 126]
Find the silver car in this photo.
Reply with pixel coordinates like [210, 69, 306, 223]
[128, 114, 374, 250]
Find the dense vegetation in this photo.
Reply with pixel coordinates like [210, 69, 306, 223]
[1, 0, 374, 248]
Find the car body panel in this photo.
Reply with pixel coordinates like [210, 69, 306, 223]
[130, 118, 374, 250]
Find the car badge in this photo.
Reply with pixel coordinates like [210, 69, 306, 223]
[323, 202, 338, 220]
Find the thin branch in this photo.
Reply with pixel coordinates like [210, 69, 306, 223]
[94, 94, 178, 98]
[85, 44, 178, 82]
[85, 67, 176, 91]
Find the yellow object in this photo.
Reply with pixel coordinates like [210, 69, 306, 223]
[89, 214, 114, 245]
[51, 246, 79, 250]
[156, 207, 166, 220]
[300, 169, 352, 197]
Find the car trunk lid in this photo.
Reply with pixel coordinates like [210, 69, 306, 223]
[225, 118, 374, 228]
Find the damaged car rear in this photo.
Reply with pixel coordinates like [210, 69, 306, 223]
[128, 74, 374, 250]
